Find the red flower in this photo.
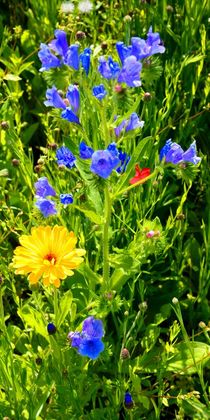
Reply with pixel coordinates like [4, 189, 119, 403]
[129, 165, 151, 185]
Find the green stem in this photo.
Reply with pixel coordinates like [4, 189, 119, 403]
[100, 105, 110, 148]
[0, 286, 6, 335]
[103, 185, 111, 291]
[54, 287, 59, 326]
[173, 301, 210, 408]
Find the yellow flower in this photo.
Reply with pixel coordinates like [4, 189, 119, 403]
[12, 225, 85, 288]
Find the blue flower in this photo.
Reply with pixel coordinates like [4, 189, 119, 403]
[64, 44, 80, 70]
[60, 193, 74, 204]
[34, 177, 56, 198]
[56, 146, 76, 168]
[35, 198, 57, 217]
[182, 141, 201, 165]
[66, 85, 80, 113]
[77, 338, 104, 359]
[131, 27, 165, 60]
[118, 56, 142, 87]
[92, 84, 107, 100]
[68, 316, 104, 360]
[115, 112, 144, 137]
[98, 56, 120, 79]
[82, 316, 104, 339]
[106, 142, 121, 168]
[116, 42, 132, 64]
[61, 108, 80, 124]
[80, 47, 91, 75]
[38, 43, 61, 72]
[160, 139, 201, 165]
[124, 392, 134, 409]
[44, 86, 66, 109]
[48, 30, 69, 58]
[79, 141, 94, 159]
[116, 150, 130, 173]
[47, 323, 57, 335]
[90, 149, 120, 179]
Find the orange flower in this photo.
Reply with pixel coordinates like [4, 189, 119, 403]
[12, 225, 85, 288]
[129, 165, 151, 185]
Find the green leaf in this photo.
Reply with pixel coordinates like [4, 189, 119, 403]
[166, 341, 210, 374]
[57, 290, 73, 328]
[18, 305, 49, 341]
[74, 205, 104, 225]
[3, 73, 22, 81]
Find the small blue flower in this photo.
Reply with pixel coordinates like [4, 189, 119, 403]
[68, 316, 105, 360]
[82, 316, 104, 339]
[160, 139, 201, 165]
[64, 44, 80, 70]
[47, 323, 57, 335]
[60, 193, 74, 204]
[98, 56, 120, 79]
[48, 30, 69, 58]
[38, 43, 61, 72]
[34, 177, 56, 198]
[92, 84, 107, 100]
[116, 42, 132, 64]
[90, 149, 120, 179]
[44, 86, 66, 109]
[56, 146, 76, 168]
[118, 56, 142, 87]
[106, 142, 121, 168]
[116, 150, 131, 173]
[131, 27, 165, 60]
[80, 47, 91, 75]
[66, 85, 80, 113]
[182, 141, 201, 165]
[124, 392, 134, 409]
[35, 198, 57, 217]
[77, 338, 104, 359]
[79, 141, 94, 159]
[115, 113, 144, 137]
[61, 108, 80, 124]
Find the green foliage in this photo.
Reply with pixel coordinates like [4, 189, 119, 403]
[0, 0, 209, 419]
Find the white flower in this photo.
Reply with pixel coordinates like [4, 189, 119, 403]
[60, 2, 75, 13]
[78, 0, 93, 13]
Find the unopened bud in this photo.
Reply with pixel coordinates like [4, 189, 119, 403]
[114, 84, 126, 94]
[47, 142, 58, 150]
[172, 297, 179, 305]
[139, 301, 148, 311]
[199, 321, 206, 329]
[34, 164, 42, 173]
[12, 159, 20, 166]
[35, 357, 42, 365]
[1, 121, 9, 130]
[146, 230, 155, 238]
[166, 5, 174, 12]
[120, 348, 130, 359]
[63, 98, 70, 107]
[76, 31, 86, 40]
[123, 15, 132, 22]
[143, 92, 152, 102]
[101, 41, 108, 50]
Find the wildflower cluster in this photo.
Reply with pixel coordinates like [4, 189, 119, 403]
[34, 176, 73, 218]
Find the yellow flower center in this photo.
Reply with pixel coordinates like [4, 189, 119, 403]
[43, 253, 57, 266]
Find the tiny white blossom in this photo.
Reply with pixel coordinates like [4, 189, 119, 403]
[78, 0, 93, 13]
[60, 2, 75, 13]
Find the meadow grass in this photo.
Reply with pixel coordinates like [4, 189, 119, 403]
[0, 0, 209, 418]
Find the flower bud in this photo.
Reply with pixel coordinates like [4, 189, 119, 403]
[172, 297, 179, 305]
[101, 41, 108, 50]
[143, 92, 152, 102]
[166, 5, 174, 12]
[146, 230, 155, 238]
[12, 158, 20, 166]
[120, 348, 130, 359]
[114, 84, 126, 94]
[124, 392, 134, 409]
[34, 164, 43, 174]
[35, 357, 42, 365]
[1, 121, 9, 130]
[76, 31, 86, 40]
[47, 323, 56, 335]
[123, 15, 132, 22]
[47, 143, 58, 150]
[199, 321, 206, 329]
